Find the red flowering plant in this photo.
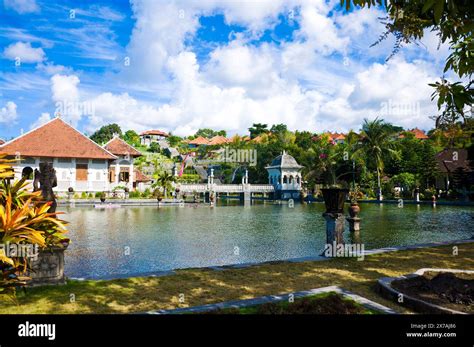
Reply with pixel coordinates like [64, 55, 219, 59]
[308, 135, 350, 189]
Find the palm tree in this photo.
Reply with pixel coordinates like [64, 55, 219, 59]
[152, 170, 176, 198]
[354, 118, 399, 200]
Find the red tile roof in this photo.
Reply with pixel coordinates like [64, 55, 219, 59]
[0, 118, 116, 160]
[0, 139, 4, 145]
[315, 132, 346, 142]
[103, 137, 142, 157]
[134, 169, 151, 182]
[187, 136, 209, 145]
[207, 135, 229, 146]
[140, 129, 168, 137]
[325, 132, 346, 141]
[398, 128, 429, 140]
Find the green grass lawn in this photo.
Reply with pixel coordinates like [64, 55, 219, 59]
[1, 242, 472, 314]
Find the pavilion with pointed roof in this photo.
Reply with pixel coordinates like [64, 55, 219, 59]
[265, 151, 303, 200]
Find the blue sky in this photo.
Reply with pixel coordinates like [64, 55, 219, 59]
[0, 0, 451, 140]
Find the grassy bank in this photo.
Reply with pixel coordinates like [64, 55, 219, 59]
[1, 242, 473, 314]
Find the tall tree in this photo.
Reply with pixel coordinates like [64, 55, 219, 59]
[122, 130, 140, 147]
[354, 118, 400, 200]
[248, 123, 269, 139]
[152, 170, 176, 198]
[90, 124, 122, 145]
[270, 124, 288, 135]
[194, 128, 226, 138]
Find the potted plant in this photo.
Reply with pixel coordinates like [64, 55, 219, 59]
[314, 151, 349, 214]
[124, 187, 130, 199]
[100, 192, 106, 203]
[348, 185, 361, 218]
[321, 187, 349, 214]
[155, 189, 163, 202]
[67, 187, 74, 201]
[0, 154, 69, 289]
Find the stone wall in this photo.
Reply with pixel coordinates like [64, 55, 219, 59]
[27, 247, 67, 286]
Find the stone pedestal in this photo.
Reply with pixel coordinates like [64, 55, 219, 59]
[323, 213, 345, 245]
[346, 217, 361, 232]
[26, 246, 67, 286]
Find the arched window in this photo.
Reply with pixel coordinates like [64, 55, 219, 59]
[296, 176, 300, 184]
[22, 167, 33, 179]
[283, 175, 288, 184]
[289, 175, 294, 184]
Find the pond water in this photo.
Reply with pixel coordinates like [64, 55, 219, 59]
[60, 202, 474, 279]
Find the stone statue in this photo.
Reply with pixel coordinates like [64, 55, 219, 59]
[33, 162, 58, 213]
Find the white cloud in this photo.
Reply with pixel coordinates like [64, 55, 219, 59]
[204, 41, 282, 98]
[350, 57, 438, 128]
[30, 112, 51, 129]
[3, 41, 45, 63]
[0, 101, 18, 123]
[51, 74, 80, 102]
[75, 5, 125, 22]
[295, 3, 349, 55]
[50, 74, 81, 124]
[36, 62, 70, 75]
[218, 0, 290, 33]
[40, 0, 447, 135]
[3, 0, 39, 14]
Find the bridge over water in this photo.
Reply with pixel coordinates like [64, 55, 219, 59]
[177, 183, 275, 201]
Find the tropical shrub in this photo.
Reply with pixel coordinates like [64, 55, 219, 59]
[128, 190, 141, 198]
[0, 154, 68, 297]
[390, 172, 416, 198]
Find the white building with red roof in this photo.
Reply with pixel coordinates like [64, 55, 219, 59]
[103, 135, 143, 191]
[0, 117, 145, 193]
[139, 129, 168, 146]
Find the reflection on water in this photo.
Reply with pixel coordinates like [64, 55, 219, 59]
[60, 202, 474, 278]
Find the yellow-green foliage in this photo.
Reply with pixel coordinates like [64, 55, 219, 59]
[0, 153, 68, 296]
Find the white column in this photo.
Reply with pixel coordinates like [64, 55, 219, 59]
[129, 162, 134, 191]
[103, 166, 109, 192]
[71, 158, 76, 190]
[87, 159, 93, 191]
[115, 162, 120, 186]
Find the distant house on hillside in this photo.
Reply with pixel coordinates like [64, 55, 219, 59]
[435, 148, 472, 191]
[398, 128, 429, 140]
[186, 136, 209, 148]
[207, 135, 229, 146]
[317, 132, 346, 144]
[140, 129, 169, 146]
[186, 135, 231, 148]
[164, 147, 180, 159]
[0, 138, 4, 145]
